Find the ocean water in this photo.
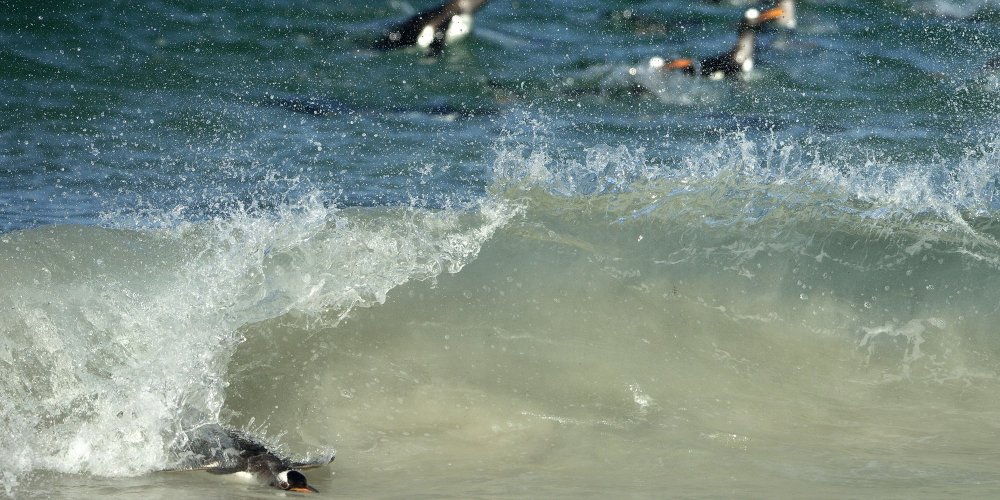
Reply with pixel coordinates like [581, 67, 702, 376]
[4, 0, 1000, 497]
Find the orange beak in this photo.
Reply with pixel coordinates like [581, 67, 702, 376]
[666, 58, 694, 71]
[289, 485, 319, 493]
[759, 7, 786, 23]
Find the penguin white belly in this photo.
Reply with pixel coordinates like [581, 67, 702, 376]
[416, 25, 436, 48]
[415, 14, 473, 48]
[445, 13, 474, 41]
[229, 471, 258, 484]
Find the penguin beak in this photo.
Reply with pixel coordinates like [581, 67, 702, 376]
[289, 485, 319, 493]
[759, 7, 786, 23]
[666, 58, 694, 70]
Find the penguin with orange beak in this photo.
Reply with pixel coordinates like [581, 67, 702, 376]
[648, 6, 788, 80]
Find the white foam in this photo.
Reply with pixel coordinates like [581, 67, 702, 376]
[492, 115, 1000, 240]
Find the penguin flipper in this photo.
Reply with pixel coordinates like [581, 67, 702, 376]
[290, 453, 336, 470]
[203, 467, 244, 475]
[158, 462, 242, 474]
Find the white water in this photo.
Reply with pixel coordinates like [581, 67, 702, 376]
[0, 195, 518, 496]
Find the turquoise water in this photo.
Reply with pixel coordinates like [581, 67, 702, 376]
[3, 0, 1000, 497]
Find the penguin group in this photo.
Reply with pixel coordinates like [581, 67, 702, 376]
[373, 0, 797, 82]
[264, 1, 800, 118]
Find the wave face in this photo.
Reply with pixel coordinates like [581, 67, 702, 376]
[0, 195, 517, 495]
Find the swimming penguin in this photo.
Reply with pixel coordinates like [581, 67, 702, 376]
[166, 426, 334, 493]
[648, 6, 786, 80]
[374, 0, 490, 56]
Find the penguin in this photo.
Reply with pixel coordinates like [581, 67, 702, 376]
[648, 6, 787, 80]
[166, 426, 334, 493]
[374, 0, 490, 56]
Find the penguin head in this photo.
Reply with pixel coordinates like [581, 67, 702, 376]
[276, 469, 319, 493]
[741, 7, 787, 30]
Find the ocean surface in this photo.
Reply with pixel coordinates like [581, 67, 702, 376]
[4, 0, 1000, 497]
